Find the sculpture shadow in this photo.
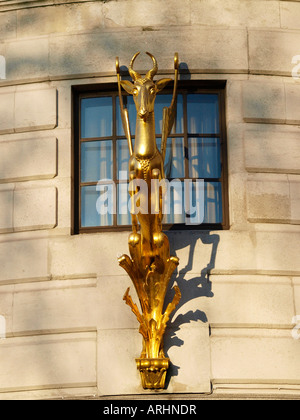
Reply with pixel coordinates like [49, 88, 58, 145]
[178, 62, 191, 80]
[162, 231, 220, 387]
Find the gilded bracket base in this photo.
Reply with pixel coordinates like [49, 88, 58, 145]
[119, 253, 181, 390]
[136, 358, 169, 390]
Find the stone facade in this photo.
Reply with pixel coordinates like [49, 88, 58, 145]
[0, 0, 299, 399]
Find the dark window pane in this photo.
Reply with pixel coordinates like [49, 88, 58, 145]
[188, 137, 221, 179]
[81, 186, 99, 227]
[204, 181, 223, 224]
[184, 181, 223, 225]
[163, 180, 185, 224]
[187, 94, 219, 134]
[81, 97, 112, 138]
[117, 139, 131, 180]
[155, 94, 184, 134]
[81, 185, 114, 227]
[157, 137, 185, 179]
[81, 141, 113, 183]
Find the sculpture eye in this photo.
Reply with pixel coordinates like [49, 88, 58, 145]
[133, 88, 139, 96]
[150, 88, 156, 95]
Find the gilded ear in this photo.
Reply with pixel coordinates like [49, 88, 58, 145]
[156, 78, 172, 93]
[120, 80, 135, 95]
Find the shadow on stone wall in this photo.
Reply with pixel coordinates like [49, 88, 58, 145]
[163, 231, 220, 386]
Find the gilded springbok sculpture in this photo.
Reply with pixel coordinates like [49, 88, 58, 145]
[116, 52, 181, 389]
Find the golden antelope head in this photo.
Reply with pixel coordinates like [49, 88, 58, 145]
[120, 52, 172, 121]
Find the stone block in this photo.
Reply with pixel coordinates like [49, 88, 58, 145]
[255, 230, 300, 274]
[17, 3, 104, 37]
[227, 123, 246, 175]
[242, 81, 285, 124]
[281, 1, 300, 30]
[226, 81, 243, 124]
[228, 172, 248, 227]
[54, 177, 71, 230]
[0, 187, 13, 233]
[104, 0, 190, 28]
[96, 275, 141, 330]
[0, 91, 14, 134]
[55, 129, 71, 177]
[50, 27, 248, 78]
[97, 324, 211, 395]
[0, 238, 48, 283]
[168, 230, 257, 274]
[166, 323, 211, 394]
[49, 32, 105, 78]
[164, 27, 248, 74]
[172, 273, 294, 329]
[57, 88, 72, 130]
[244, 127, 300, 174]
[207, 275, 294, 328]
[249, 29, 300, 76]
[48, 232, 129, 278]
[0, 332, 96, 392]
[14, 88, 57, 132]
[0, 386, 98, 400]
[0, 137, 57, 183]
[293, 278, 300, 317]
[97, 328, 142, 396]
[191, 0, 280, 28]
[5, 37, 49, 81]
[246, 175, 291, 223]
[289, 175, 300, 224]
[0, 51, 5, 80]
[12, 278, 97, 335]
[14, 186, 57, 232]
[48, 225, 300, 295]
[211, 328, 300, 383]
[285, 84, 300, 125]
[169, 228, 300, 275]
[0, 288, 13, 337]
[0, 10, 16, 40]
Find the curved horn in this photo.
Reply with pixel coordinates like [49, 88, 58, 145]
[129, 52, 141, 81]
[145, 52, 158, 80]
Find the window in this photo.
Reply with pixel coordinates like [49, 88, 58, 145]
[72, 81, 228, 233]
